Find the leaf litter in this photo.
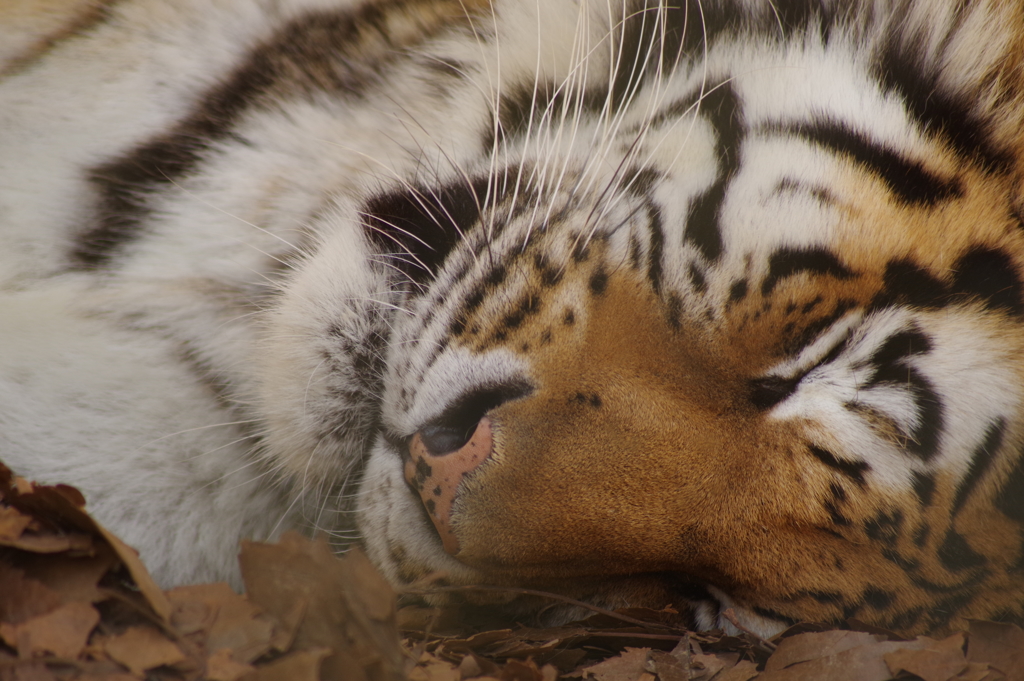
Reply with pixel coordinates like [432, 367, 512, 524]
[1, 461, 1021, 681]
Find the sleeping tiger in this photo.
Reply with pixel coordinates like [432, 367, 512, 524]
[2, 0, 1024, 638]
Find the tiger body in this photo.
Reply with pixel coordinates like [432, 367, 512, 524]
[3, 0, 1024, 637]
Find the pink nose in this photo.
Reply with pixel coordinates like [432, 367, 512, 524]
[404, 417, 494, 554]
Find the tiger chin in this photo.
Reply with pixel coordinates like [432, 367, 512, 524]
[3, 0, 1024, 639]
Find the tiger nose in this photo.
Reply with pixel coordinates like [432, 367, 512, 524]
[403, 417, 494, 554]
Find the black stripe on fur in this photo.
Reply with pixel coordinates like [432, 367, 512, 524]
[72, 1, 461, 268]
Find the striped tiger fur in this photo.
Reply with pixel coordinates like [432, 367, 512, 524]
[3, 0, 1024, 637]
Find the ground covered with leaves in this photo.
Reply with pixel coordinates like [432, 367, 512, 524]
[2, 462, 1022, 681]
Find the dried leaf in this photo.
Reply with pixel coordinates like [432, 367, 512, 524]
[11, 549, 118, 606]
[345, 548, 398, 622]
[458, 652, 500, 679]
[268, 597, 306, 653]
[167, 590, 216, 638]
[91, 525, 173, 622]
[409, 659, 461, 681]
[884, 633, 967, 681]
[716, 660, 760, 681]
[239, 533, 405, 681]
[167, 582, 274, 664]
[442, 630, 517, 654]
[103, 626, 187, 675]
[580, 647, 651, 681]
[245, 647, 331, 681]
[0, 601, 99, 659]
[647, 650, 687, 681]
[0, 462, 171, 622]
[0, 564, 62, 625]
[764, 630, 881, 671]
[691, 652, 730, 680]
[76, 674, 140, 681]
[953, 661, 1001, 681]
[0, 531, 93, 554]
[500, 658, 549, 681]
[205, 648, 256, 681]
[968, 621, 1024, 681]
[759, 636, 934, 681]
[0, 505, 32, 539]
[0, 661, 58, 681]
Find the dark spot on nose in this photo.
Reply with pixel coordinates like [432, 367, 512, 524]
[412, 458, 433, 490]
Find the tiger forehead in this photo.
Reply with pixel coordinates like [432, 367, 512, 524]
[446, 230, 615, 354]
[439, 206, 1024, 369]
[418, 91, 1024, 368]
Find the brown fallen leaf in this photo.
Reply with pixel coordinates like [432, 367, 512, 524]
[0, 601, 99, 659]
[76, 674, 140, 681]
[884, 633, 968, 681]
[715, 661, 760, 681]
[0, 563, 62, 625]
[0, 661, 59, 681]
[540, 648, 588, 673]
[91, 526, 173, 623]
[102, 625, 187, 675]
[239, 534, 405, 681]
[407, 657, 461, 681]
[968, 621, 1024, 681]
[166, 582, 275, 664]
[952, 661, 1003, 681]
[10, 549, 118, 606]
[693, 652, 733, 680]
[501, 658, 555, 681]
[268, 597, 306, 653]
[0, 462, 171, 623]
[458, 651, 501, 678]
[205, 647, 256, 681]
[759, 635, 940, 681]
[647, 650, 687, 681]
[0, 505, 32, 539]
[440, 630, 517, 655]
[0, 530, 94, 554]
[167, 590, 216, 638]
[764, 630, 882, 671]
[579, 647, 651, 681]
[245, 647, 331, 681]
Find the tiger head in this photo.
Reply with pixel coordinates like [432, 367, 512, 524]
[263, 0, 1024, 636]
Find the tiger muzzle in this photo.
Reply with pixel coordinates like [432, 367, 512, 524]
[404, 416, 495, 554]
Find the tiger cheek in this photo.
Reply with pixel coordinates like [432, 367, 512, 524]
[452, 396, 753, 576]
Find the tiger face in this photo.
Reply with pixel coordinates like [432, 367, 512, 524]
[347, 0, 1024, 637]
